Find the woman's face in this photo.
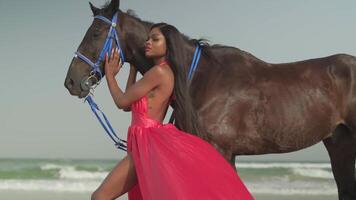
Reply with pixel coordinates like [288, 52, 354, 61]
[144, 27, 167, 59]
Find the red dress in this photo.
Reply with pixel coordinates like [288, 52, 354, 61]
[126, 92, 254, 199]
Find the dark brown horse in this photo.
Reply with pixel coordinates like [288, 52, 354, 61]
[64, 1, 356, 199]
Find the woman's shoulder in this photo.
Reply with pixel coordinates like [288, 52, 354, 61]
[145, 64, 172, 78]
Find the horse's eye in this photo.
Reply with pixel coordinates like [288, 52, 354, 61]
[92, 28, 101, 38]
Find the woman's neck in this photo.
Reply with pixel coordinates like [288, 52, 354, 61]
[153, 57, 168, 66]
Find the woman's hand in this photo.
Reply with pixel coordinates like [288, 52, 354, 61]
[104, 47, 123, 78]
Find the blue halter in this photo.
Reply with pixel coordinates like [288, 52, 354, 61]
[188, 44, 202, 80]
[74, 11, 202, 152]
[74, 11, 125, 88]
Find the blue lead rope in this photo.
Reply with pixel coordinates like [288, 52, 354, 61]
[85, 96, 127, 151]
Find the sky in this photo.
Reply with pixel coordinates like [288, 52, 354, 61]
[1, 0, 356, 161]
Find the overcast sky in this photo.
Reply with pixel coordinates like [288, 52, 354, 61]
[1, 0, 356, 161]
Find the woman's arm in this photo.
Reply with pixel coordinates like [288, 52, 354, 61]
[122, 65, 138, 112]
[105, 48, 162, 110]
[106, 67, 162, 110]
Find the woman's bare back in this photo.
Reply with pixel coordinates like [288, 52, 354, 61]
[146, 64, 174, 122]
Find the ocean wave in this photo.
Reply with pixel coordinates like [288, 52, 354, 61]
[236, 162, 331, 169]
[0, 179, 337, 195]
[292, 168, 334, 179]
[236, 162, 334, 179]
[246, 180, 337, 195]
[0, 179, 99, 192]
[40, 163, 108, 180]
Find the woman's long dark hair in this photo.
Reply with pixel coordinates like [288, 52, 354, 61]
[149, 23, 206, 140]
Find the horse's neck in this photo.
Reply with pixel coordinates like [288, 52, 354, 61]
[121, 11, 263, 74]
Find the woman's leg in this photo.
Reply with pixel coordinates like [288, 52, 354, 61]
[91, 153, 137, 200]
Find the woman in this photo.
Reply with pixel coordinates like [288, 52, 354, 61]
[91, 23, 254, 200]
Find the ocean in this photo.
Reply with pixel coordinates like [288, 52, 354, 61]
[0, 158, 338, 200]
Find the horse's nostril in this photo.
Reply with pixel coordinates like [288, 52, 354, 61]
[65, 78, 74, 89]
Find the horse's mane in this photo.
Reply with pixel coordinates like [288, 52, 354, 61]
[125, 9, 154, 28]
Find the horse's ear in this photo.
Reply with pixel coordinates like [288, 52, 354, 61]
[89, 2, 100, 16]
[108, 0, 120, 13]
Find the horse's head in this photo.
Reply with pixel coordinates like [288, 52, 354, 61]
[64, 0, 153, 98]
